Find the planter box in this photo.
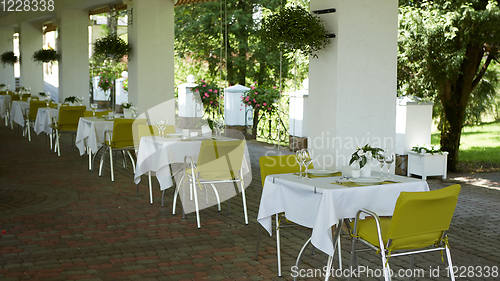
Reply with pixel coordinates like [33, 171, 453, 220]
[407, 151, 448, 180]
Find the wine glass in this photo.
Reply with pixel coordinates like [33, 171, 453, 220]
[44, 95, 51, 108]
[384, 151, 395, 180]
[301, 149, 313, 180]
[376, 149, 386, 180]
[90, 103, 98, 117]
[295, 150, 304, 178]
[131, 106, 138, 118]
[156, 120, 166, 137]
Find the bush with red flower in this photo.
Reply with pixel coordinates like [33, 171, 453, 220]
[190, 79, 223, 114]
[241, 83, 281, 137]
[98, 70, 115, 92]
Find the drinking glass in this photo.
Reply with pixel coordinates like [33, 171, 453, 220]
[156, 120, 166, 137]
[376, 150, 386, 179]
[131, 106, 138, 118]
[295, 150, 304, 178]
[45, 95, 51, 108]
[301, 149, 313, 180]
[384, 151, 395, 180]
[90, 103, 98, 117]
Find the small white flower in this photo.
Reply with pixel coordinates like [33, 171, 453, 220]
[420, 148, 425, 154]
[357, 150, 364, 157]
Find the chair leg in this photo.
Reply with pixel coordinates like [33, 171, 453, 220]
[148, 171, 153, 205]
[409, 255, 414, 281]
[99, 147, 107, 177]
[110, 148, 114, 181]
[193, 180, 201, 228]
[126, 150, 136, 172]
[136, 182, 139, 197]
[241, 185, 248, 225]
[161, 189, 166, 207]
[121, 150, 127, 169]
[27, 121, 31, 141]
[445, 245, 456, 281]
[276, 214, 282, 277]
[380, 251, 391, 281]
[209, 183, 221, 211]
[173, 171, 186, 215]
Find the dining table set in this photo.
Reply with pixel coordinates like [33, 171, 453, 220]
[2, 90, 440, 279]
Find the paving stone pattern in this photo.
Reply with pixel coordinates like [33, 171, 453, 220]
[1, 124, 500, 280]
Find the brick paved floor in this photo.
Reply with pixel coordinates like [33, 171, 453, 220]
[1, 123, 500, 280]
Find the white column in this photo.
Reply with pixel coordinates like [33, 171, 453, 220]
[58, 9, 89, 106]
[0, 29, 16, 89]
[127, 0, 175, 121]
[19, 21, 44, 93]
[306, 0, 398, 169]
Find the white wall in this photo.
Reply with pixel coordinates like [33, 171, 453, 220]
[0, 29, 16, 89]
[307, 0, 398, 169]
[58, 9, 90, 106]
[19, 21, 44, 94]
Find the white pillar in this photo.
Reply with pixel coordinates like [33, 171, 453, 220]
[0, 29, 16, 89]
[306, 0, 398, 170]
[127, 0, 175, 121]
[58, 9, 89, 106]
[19, 21, 44, 94]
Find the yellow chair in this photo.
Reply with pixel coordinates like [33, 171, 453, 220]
[348, 184, 461, 281]
[99, 119, 147, 181]
[255, 155, 341, 276]
[172, 139, 247, 228]
[52, 106, 86, 156]
[21, 94, 31, 101]
[25, 100, 46, 141]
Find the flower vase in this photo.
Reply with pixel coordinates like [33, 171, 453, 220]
[360, 164, 372, 177]
[123, 108, 132, 119]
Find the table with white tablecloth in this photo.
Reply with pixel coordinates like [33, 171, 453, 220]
[10, 100, 29, 127]
[0, 95, 11, 119]
[134, 136, 251, 191]
[75, 117, 114, 155]
[34, 107, 59, 135]
[257, 173, 429, 257]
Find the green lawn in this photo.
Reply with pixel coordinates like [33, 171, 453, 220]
[431, 121, 500, 172]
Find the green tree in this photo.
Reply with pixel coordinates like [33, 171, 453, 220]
[174, 0, 291, 89]
[398, 0, 500, 171]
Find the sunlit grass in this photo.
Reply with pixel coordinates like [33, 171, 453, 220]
[432, 121, 500, 171]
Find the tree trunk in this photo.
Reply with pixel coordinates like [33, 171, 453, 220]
[252, 110, 259, 139]
[438, 44, 484, 171]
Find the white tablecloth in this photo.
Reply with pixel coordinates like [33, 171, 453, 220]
[0, 95, 11, 119]
[257, 174, 429, 256]
[75, 117, 114, 155]
[10, 101, 29, 126]
[34, 107, 59, 135]
[134, 136, 251, 191]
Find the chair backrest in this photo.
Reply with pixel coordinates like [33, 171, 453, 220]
[387, 184, 461, 251]
[196, 139, 246, 180]
[10, 95, 20, 101]
[28, 100, 46, 121]
[110, 118, 137, 148]
[259, 154, 314, 187]
[21, 94, 31, 101]
[57, 106, 86, 131]
[0, 91, 6, 95]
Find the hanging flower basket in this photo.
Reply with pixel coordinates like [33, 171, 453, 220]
[32, 48, 59, 64]
[1, 51, 18, 66]
[93, 35, 131, 61]
[261, 6, 330, 58]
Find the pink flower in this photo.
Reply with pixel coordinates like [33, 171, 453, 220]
[268, 107, 271, 110]
[273, 86, 277, 89]
[205, 93, 209, 97]
[202, 84, 206, 87]
[256, 104, 260, 107]
[240, 108, 242, 111]
[253, 98, 256, 103]
[263, 103, 267, 106]
[209, 89, 212, 92]
[254, 81, 257, 85]
[210, 101, 213, 104]
[195, 89, 199, 92]
[251, 86, 255, 90]
[203, 96, 206, 99]
[248, 101, 251, 105]
[214, 90, 218, 93]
